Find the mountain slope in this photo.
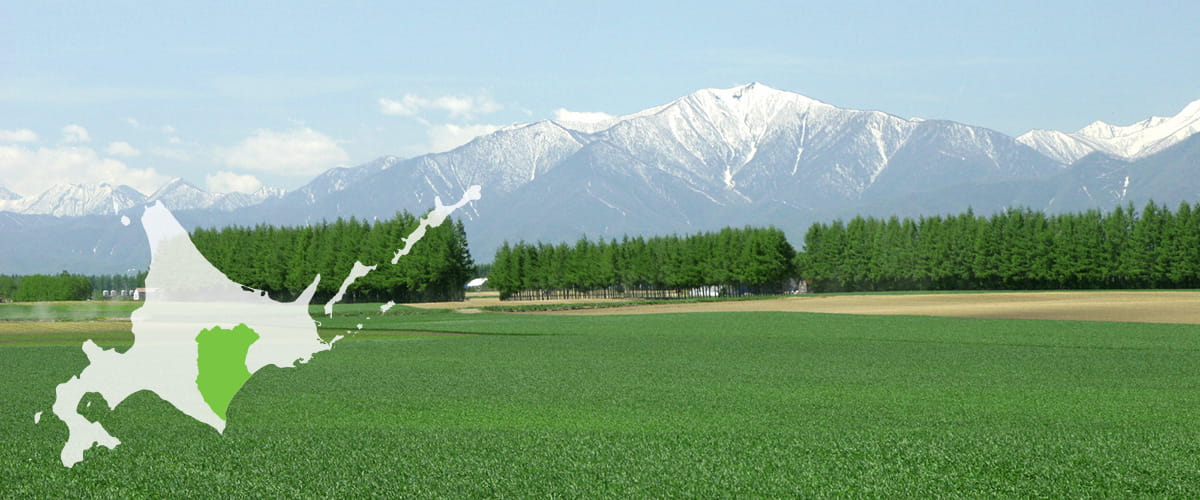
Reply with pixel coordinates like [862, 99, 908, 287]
[147, 178, 284, 212]
[147, 179, 221, 211]
[865, 134, 1200, 218]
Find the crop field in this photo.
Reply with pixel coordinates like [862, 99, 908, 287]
[540, 290, 1200, 324]
[5, 299, 1200, 495]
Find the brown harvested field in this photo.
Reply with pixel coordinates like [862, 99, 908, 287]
[534, 291, 1200, 325]
[0, 320, 131, 336]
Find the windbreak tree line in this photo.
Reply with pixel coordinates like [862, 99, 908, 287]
[799, 202, 1200, 292]
[88, 273, 147, 294]
[3, 272, 92, 301]
[191, 213, 474, 303]
[0, 275, 19, 299]
[489, 227, 797, 300]
[0, 273, 147, 302]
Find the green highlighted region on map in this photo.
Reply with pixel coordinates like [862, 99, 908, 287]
[195, 324, 260, 420]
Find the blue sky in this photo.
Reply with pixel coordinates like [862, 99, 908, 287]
[2, 0, 1198, 196]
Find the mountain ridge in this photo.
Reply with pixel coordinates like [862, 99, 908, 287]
[0, 179, 286, 217]
[1018, 98, 1200, 163]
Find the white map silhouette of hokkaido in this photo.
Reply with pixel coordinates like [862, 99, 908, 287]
[50, 186, 481, 467]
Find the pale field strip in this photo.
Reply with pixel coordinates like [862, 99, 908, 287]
[534, 291, 1200, 324]
[0, 321, 131, 336]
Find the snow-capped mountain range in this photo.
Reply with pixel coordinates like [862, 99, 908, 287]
[147, 179, 285, 213]
[0, 180, 285, 217]
[239, 82, 1060, 251]
[1018, 98, 1200, 163]
[0, 184, 149, 218]
[3, 82, 1200, 274]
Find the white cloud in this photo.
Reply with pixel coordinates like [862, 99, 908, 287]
[0, 129, 39, 143]
[379, 93, 502, 119]
[162, 124, 177, 134]
[205, 170, 263, 194]
[378, 97, 417, 115]
[61, 124, 91, 143]
[105, 141, 141, 157]
[223, 127, 349, 176]
[125, 117, 141, 128]
[553, 108, 616, 124]
[426, 124, 501, 153]
[0, 144, 169, 196]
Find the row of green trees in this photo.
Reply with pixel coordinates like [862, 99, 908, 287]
[1, 273, 151, 302]
[489, 227, 797, 300]
[799, 202, 1200, 292]
[0, 272, 93, 301]
[0, 275, 18, 300]
[191, 213, 474, 303]
[88, 273, 147, 294]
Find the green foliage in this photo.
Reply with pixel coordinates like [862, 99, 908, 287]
[490, 227, 797, 300]
[800, 201, 1200, 292]
[10, 272, 92, 301]
[0, 274, 20, 299]
[8, 310, 1200, 495]
[190, 212, 473, 303]
[1, 273, 145, 302]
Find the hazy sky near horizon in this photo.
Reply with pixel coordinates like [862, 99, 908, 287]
[2, 1, 1198, 196]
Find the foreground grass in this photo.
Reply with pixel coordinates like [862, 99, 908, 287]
[5, 306, 1200, 496]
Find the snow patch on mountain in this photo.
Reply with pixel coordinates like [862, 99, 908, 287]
[1019, 98, 1200, 163]
[288, 155, 400, 204]
[1015, 129, 1102, 164]
[212, 186, 286, 211]
[147, 179, 220, 211]
[146, 178, 285, 212]
[1, 184, 147, 217]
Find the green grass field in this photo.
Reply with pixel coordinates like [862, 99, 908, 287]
[0, 301, 142, 322]
[4, 302, 1200, 496]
